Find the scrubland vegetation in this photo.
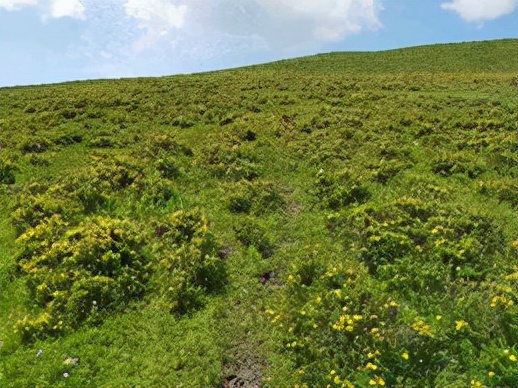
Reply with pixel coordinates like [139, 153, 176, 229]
[1, 39, 517, 387]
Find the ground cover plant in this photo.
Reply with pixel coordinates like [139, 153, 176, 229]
[0, 39, 517, 387]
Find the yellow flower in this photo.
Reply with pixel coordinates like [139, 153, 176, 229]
[367, 350, 381, 359]
[488, 371, 495, 378]
[342, 381, 355, 388]
[401, 352, 409, 360]
[470, 380, 484, 388]
[333, 375, 341, 385]
[365, 362, 378, 371]
[435, 315, 442, 321]
[509, 354, 517, 362]
[455, 320, 469, 331]
[368, 376, 385, 386]
[412, 319, 433, 337]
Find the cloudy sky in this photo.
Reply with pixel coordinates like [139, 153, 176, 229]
[1, 0, 517, 87]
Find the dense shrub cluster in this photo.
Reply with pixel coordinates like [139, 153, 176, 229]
[10, 152, 225, 342]
[1, 39, 517, 387]
[334, 196, 504, 281]
[271, 192, 517, 386]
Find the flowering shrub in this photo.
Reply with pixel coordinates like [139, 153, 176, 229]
[270, 194, 516, 386]
[15, 215, 149, 342]
[333, 196, 504, 281]
[150, 209, 226, 314]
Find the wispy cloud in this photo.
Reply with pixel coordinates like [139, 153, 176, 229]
[119, 0, 383, 59]
[441, 0, 518, 23]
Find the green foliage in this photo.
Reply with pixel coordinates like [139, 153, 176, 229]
[270, 252, 518, 387]
[20, 137, 52, 153]
[1, 39, 517, 387]
[150, 209, 226, 314]
[201, 133, 261, 181]
[228, 180, 285, 215]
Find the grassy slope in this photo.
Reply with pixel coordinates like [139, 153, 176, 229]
[0, 39, 517, 387]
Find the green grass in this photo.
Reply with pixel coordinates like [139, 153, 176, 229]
[1, 39, 517, 387]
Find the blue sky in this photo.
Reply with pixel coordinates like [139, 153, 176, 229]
[1, 0, 517, 87]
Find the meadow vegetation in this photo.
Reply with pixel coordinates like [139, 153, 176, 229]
[0, 39, 517, 387]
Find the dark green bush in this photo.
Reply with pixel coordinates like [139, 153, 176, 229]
[314, 168, 370, 210]
[205, 145, 260, 181]
[0, 156, 18, 184]
[431, 153, 486, 178]
[21, 137, 52, 153]
[155, 156, 181, 179]
[234, 218, 274, 258]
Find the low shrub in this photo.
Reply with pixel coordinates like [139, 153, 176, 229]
[234, 218, 274, 258]
[15, 215, 149, 342]
[228, 180, 285, 215]
[314, 168, 370, 210]
[150, 209, 226, 314]
[0, 156, 18, 184]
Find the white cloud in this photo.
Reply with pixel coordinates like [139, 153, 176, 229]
[0, 0, 85, 19]
[120, 0, 382, 55]
[0, 0, 37, 10]
[49, 0, 85, 19]
[441, 0, 518, 23]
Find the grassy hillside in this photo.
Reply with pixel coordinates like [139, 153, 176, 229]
[1, 39, 517, 387]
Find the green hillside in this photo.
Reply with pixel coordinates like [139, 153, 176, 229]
[1, 39, 517, 387]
